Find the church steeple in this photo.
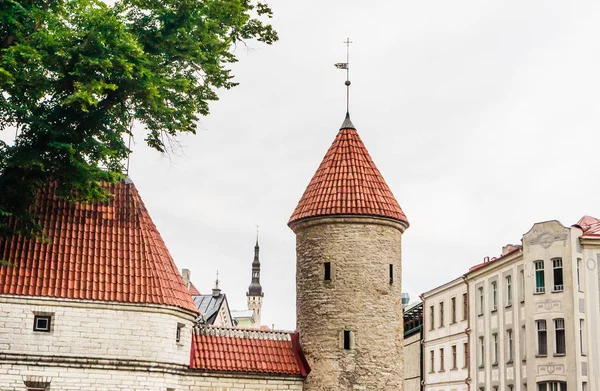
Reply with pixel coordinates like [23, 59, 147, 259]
[246, 233, 264, 328]
[247, 235, 263, 296]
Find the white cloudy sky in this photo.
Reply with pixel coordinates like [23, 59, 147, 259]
[124, 1, 600, 330]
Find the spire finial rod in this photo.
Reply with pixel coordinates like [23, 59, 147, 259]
[335, 38, 353, 114]
[344, 37, 352, 113]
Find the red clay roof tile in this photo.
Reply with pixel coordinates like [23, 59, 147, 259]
[0, 181, 197, 313]
[289, 116, 408, 226]
[574, 215, 600, 237]
[190, 326, 310, 376]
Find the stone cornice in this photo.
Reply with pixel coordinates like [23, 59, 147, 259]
[289, 215, 407, 233]
[0, 353, 304, 381]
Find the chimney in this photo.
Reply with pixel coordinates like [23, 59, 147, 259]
[182, 269, 191, 289]
[502, 244, 518, 256]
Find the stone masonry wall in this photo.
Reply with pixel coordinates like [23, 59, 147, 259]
[0, 363, 304, 391]
[403, 332, 421, 391]
[0, 296, 195, 366]
[292, 216, 405, 391]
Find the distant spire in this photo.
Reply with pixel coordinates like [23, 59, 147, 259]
[247, 233, 263, 297]
[212, 270, 221, 297]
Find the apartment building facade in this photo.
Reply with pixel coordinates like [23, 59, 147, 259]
[422, 277, 470, 391]
[423, 217, 600, 391]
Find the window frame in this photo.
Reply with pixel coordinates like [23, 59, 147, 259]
[33, 315, 52, 333]
[439, 301, 444, 327]
[506, 275, 512, 307]
[492, 332, 498, 365]
[451, 296, 457, 324]
[536, 320, 547, 356]
[534, 261, 545, 294]
[491, 281, 497, 311]
[552, 258, 563, 292]
[451, 344, 457, 369]
[507, 329, 513, 363]
[324, 262, 332, 281]
[478, 287, 484, 315]
[554, 318, 565, 355]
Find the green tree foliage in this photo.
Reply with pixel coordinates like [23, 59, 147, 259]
[0, 0, 277, 237]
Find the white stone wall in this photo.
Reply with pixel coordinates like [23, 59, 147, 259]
[0, 364, 305, 391]
[0, 295, 196, 365]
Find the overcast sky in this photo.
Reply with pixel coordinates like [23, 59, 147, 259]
[115, 1, 600, 330]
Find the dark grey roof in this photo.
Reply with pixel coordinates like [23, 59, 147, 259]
[193, 294, 227, 324]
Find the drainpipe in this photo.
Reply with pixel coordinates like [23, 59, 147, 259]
[419, 293, 425, 391]
[462, 274, 471, 390]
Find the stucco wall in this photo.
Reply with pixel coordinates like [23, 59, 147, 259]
[292, 216, 405, 391]
[0, 295, 195, 366]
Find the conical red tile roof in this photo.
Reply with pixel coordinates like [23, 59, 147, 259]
[0, 180, 198, 313]
[289, 114, 408, 226]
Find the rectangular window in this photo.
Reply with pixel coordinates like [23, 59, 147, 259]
[537, 320, 547, 356]
[478, 287, 484, 315]
[577, 259, 583, 292]
[535, 261, 545, 293]
[463, 342, 469, 368]
[176, 323, 184, 343]
[580, 319, 587, 356]
[479, 336, 485, 367]
[451, 297, 456, 323]
[430, 305, 435, 330]
[552, 258, 563, 292]
[343, 330, 351, 350]
[491, 281, 497, 311]
[506, 275, 512, 306]
[521, 325, 527, 362]
[324, 262, 331, 281]
[463, 293, 468, 320]
[583, 382, 587, 391]
[440, 348, 445, 371]
[554, 319, 565, 355]
[507, 329, 513, 362]
[389, 264, 393, 284]
[429, 350, 435, 373]
[452, 344, 457, 369]
[440, 302, 444, 327]
[33, 315, 51, 332]
[492, 333, 498, 365]
[520, 269, 525, 303]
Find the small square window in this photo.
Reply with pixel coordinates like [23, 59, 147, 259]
[33, 315, 51, 332]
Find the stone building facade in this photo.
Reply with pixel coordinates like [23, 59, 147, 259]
[288, 113, 409, 391]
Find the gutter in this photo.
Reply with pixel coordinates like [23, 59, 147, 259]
[461, 274, 471, 390]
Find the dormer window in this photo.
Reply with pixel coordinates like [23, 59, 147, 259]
[33, 315, 51, 332]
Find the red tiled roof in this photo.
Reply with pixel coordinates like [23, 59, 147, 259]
[574, 215, 600, 237]
[189, 282, 201, 296]
[190, 326, 310, 376]
[0, 181, 197, 314]
[289, 115, 408, 226]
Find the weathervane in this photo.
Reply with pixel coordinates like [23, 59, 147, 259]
[335, 38, 353, 113]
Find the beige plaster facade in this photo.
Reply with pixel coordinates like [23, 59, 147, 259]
[422, 277, 470, 391]
[423, 219, 599, 391]
[291, 216, 407, 391]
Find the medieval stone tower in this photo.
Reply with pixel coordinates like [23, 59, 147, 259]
[288, 113, 409, 391]
[247, 237, 264, 327]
